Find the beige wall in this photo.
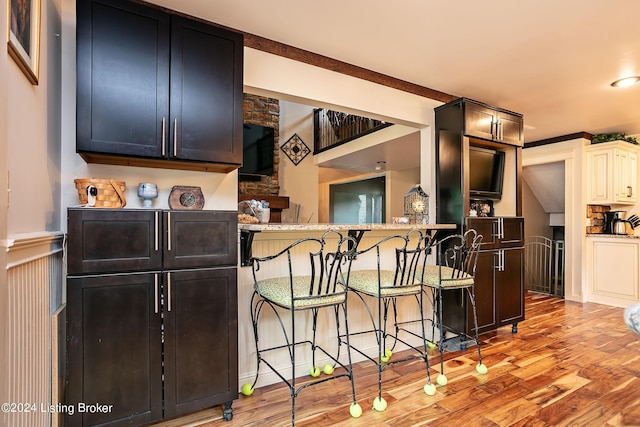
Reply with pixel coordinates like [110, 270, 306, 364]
[7, 0, 62, 235]
[522, 178, 552, 239]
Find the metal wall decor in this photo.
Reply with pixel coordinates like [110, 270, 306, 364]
[281, 133, 310, 165]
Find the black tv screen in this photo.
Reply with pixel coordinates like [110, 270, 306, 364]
[239, 123, 275, 180]
[468, 146, 505, 200]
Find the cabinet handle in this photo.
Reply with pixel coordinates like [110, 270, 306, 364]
[167, 273, 172, 312]
[628, 186, 633, 197]
[167, 211, 171, 251]
[499, 120, 504, 140]
[499, 218, 504, 239]
[173, 118, 178, 157]
[161, 117, 166, 156]
[154, 274, 159, 314]
[494, 250, 505, 272]
[154, 211, 159, 251]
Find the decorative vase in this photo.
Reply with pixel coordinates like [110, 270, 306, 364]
[137, 183, 158, 208]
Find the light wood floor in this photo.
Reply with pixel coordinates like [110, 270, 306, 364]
[153, 292, 640, 426]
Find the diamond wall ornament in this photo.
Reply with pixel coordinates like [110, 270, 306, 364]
[281, 133, 310, 166]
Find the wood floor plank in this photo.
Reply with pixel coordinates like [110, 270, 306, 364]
[151, 292, 640, 427]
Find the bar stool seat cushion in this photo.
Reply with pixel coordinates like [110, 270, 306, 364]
[256, 276, 346, 309]
[347, 270, 422, 296]
[420, 265, 474, 288]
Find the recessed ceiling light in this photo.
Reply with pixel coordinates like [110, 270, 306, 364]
[610, 76, 640, 87]
[375, 161, 386, 171]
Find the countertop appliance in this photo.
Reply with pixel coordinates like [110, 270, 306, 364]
[604, 211, 627, 234]
[604, 211, 639, 235]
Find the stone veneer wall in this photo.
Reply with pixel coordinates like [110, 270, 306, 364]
[587, 204, 611, 234]
[239, 94, 280, 196]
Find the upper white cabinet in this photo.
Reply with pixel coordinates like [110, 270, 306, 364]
[586, 141, 639, 205]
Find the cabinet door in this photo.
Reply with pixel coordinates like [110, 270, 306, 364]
[469, 250, 497, 334]
[164, 210, 238, 269]
[66, 273, 163, 427]
[496, 111, 524, 146]
[67, 208, 162, 275]
[464, 102, 496, 141]
[466, 217, 498, 249]
[615, 149, 638, 203]
[501, 217, 524, 247]
[163, 268, 238, 417]
[170, 16, 243, 164]
[587, 149, 612, 203]
[496, 248, 524, 326]
[76, 0, 170, 158]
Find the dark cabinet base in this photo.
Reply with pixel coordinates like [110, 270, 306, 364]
[66, 208, 238, 427]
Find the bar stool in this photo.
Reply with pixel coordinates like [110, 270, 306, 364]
[241, 231, 361, 425]
[341, 229, 437, 412]
[421, 229, 487, 386]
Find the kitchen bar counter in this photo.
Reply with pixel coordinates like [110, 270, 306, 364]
[239, 222, 456, 266]
[238, 222, 457, 232]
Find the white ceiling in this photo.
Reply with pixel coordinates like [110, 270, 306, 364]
[147, 0, 640, 174]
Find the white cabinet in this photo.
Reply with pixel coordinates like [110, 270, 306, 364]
[586, 236, 640, 307]
[586, 141, 639, 205]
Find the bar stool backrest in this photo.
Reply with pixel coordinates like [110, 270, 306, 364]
[348, 228, 435, 289]
[436, 229, 483, 280]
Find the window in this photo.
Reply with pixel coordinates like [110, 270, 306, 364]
[329, 177, 385, 224]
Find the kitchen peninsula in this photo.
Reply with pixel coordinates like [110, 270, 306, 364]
[235, 222, 456, 389]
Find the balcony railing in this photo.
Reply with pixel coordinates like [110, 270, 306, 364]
[313, 108, 392, 154]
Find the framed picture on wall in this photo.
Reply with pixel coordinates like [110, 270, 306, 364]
[7, 0, 41, 84]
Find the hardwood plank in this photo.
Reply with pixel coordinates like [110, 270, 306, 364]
[151, 292, 640, 426]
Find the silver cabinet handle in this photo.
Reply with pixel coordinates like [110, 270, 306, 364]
[154, 274, 159, 314]
[161, 117, 166, 156]
[628, 186, 633, 197]
[154, 211, 159, 251]
[167, 211, 171, 251]
[167, 273, 172, 312]
[173, 118, 178, 157]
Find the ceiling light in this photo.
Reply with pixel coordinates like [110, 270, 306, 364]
[610, 76, 640, 87]
[375, 161, 386, 171]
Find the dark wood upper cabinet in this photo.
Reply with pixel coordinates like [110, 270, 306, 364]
[76, 0, 243, 172]
[463, 99, 523, 146]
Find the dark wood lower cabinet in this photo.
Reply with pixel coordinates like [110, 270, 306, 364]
[66, 273, 163, 427]
[66, 208, 238, 427]
[163, 268, 238, 419]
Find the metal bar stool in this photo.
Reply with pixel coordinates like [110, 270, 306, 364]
[340, 228, 437, 412]
[421, 229, 487, 387]
[242, 231, 362, 425]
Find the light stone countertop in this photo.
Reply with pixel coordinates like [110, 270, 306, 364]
[238, 223, 457, 232]
[586, 233, 640, 239]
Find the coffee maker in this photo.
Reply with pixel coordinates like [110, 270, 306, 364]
[604, 211, 628, 235]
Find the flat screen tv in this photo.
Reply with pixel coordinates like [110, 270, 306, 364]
[468, 146, 505, 200]
[239, 123, 275, 181]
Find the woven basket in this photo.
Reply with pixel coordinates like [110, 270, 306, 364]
[74, 179, 127, 208]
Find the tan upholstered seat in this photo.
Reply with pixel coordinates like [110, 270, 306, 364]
[420, 265, 474, 288]
[347, 270, 422, 296]
[256, 275, 346, 309]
